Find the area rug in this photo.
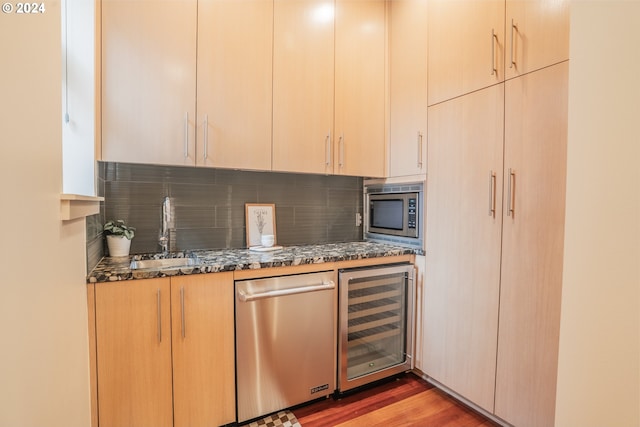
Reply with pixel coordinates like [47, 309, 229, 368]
[243, 410, 302, 427]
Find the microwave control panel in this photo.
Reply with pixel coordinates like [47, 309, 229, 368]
[408, 198, 417, 230]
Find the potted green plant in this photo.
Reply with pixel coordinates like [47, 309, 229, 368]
[104, 219, 136, 257]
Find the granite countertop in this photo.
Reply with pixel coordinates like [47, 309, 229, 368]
[87, 241, 418, 283]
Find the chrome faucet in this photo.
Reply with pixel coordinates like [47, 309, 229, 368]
[159, 196, 172, 254]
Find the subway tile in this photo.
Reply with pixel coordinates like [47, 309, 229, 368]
[96, 163, 364, 255]
[216, 205, 248, 229]
[176, 228, 237, 250]
[174, 206, 216, 229]
[86, 234, 104, 272]
[257, 183, 327, 207]
[105, 181, 168, 206]
[170, 183, 226, 207]
[328, 188, 362, 208]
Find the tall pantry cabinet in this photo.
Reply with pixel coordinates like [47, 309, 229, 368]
[495, 63, 568, 427]
[422, 1, 569, 426]
[424, 83, 505, 413]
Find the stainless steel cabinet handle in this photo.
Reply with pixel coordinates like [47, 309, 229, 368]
[203, 114, 209, 160]
[491, 29, 498, 76]
[238, 281, 336, 302]
[184, 112, 189, 158]
[325, 131, 332, 166]
[157, 289, 162, 342]
[339, 134, 344, 167]
[488, 171, 496, 217]
[510, 19, 517, 69]
[417, 131, 423, 168]
[180, 286, 186, 338]
[507, 168, 516, 216]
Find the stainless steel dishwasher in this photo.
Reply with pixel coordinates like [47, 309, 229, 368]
[235, 271, 337, 423]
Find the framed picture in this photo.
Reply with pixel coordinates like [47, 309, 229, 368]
[245, 203, 277, 247]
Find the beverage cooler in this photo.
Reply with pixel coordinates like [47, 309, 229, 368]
[338, 263, 415, 392]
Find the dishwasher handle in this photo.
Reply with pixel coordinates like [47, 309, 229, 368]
[237, 281, 335, 302]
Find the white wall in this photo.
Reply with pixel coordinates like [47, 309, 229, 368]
[556, 1, 640, 426]
[0, 3, 92, 427]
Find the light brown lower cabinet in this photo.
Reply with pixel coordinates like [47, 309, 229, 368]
[93, 272, 235, 427]
[171, 273, 235, 427]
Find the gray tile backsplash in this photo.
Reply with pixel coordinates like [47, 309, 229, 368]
[86, 162, 363, 270]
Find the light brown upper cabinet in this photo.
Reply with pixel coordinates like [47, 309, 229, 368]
[333, 0, 387, 177]
[101, 0, 198, 165]
[196, 0, 273, 170]
[427, 0, 504, 106]
[102, 0, 272, 170]
[505, 0, 570, 79]
[427, 0, 569, 106]
[272, 0, 335, 175]
[388, 0, 428, 178]
[273, 0, 387, 178]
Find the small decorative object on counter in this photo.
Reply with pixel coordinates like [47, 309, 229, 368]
[104, 219, 136, 257]
[245, 203, 277, 248]
[261, 234, 275, 247]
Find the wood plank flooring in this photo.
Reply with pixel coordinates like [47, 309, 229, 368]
[292, 373, 498, 427]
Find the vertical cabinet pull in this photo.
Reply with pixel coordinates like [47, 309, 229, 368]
[203, 114, 209, 160]
[339, 133, 345, 167]
[507, 168, 516, 216]
[180, 286, 186, 338]
[325, 131, 332, 166]
[491, 29, 498, 76]
[184, 112, 189, 158]
[417, 131, 423, 169]
[156, 289, 162, 343]
[488, 171, 496, 217]
[510, 19, 517, 69]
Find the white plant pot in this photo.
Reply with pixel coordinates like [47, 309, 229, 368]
[106, 235, 132, 257]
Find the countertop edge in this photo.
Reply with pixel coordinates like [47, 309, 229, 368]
[87, 242, 420, 284]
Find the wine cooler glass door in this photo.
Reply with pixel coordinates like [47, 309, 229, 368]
[338, 263, 415, 392]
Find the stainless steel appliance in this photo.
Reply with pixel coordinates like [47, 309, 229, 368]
[338, 263, 415, 392]
[364, 182, 423, 249]
[235, 271, 337, 423]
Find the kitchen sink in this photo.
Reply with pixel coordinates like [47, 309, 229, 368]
[130, 255, 200, 270]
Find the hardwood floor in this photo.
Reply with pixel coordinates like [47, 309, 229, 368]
[292, 373, 498, 427]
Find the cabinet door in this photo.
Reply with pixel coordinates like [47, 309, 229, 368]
[95, 279, 173, 427]
[272, 0, 335, 175]
[423, 84, 504, 412]
[197, 0, 273, 170]
[101, 0, 197, 166]
[171, 273, 235, 427]
[334, 0, 387, 177]
[505, 0, 570, 79]
[389, 0, 428, 178]
[427, 0, 504, 106]
[495, 61, 569, 427]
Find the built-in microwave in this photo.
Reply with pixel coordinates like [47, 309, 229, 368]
[363, 180, 423, 251]
[368, 192, 419, 238]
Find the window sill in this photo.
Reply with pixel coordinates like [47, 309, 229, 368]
[61, 194, 104, 221]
